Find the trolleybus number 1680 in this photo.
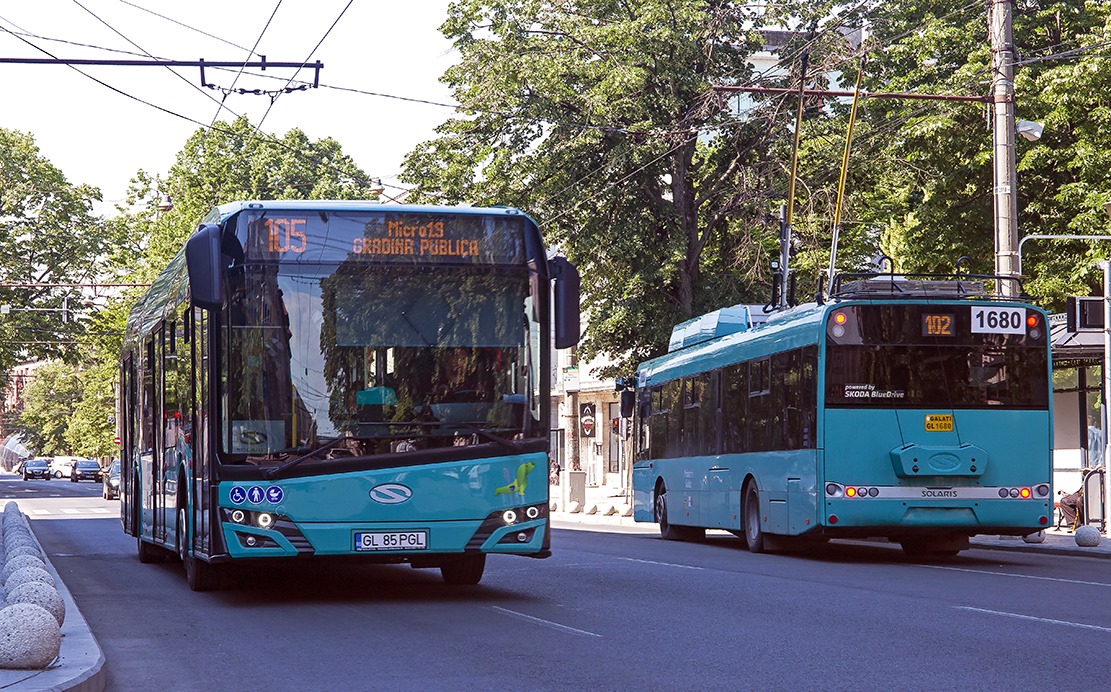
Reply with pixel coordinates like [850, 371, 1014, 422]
[970, 306, 1026, 334]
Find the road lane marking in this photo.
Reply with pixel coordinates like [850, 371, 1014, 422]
[923, 564, 1111, 587]
[28, 509, 51, 515]
[616, 557, 704, 570]
[956, 606, 1111, 633]
[489, 606, 602, 638]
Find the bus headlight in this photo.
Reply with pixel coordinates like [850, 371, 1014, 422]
[525, 506, 540, 519]
[257, 512, 274, 529]
[231, 509, 246, 524]
[502, 510, 517, 525]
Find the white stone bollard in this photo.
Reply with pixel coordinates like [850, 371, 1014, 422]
[1022, 530, 1046, 544]
[4, 581, 65, 627]
[3, 566, 55, 597]
[0, 602, 61, 669]
[1074, 525, 1102, 547]
[1, 555, 47, 584]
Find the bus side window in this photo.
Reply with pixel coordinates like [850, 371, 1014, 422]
[722, 362, 747, 453]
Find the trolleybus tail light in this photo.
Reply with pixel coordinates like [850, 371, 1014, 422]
[1026, 313, 1041, 338]
[830, 311, 849, 338]
[845, 486, 857, 498]
[828, 514, 838, 524]
[1019, 487, 1031, 499]
[1035, 484, 1050, 498]
[825, 483, 844, 498]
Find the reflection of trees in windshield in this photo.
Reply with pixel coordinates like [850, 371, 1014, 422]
[320, 265, 534, 453]
[221, 261, 537, 463]
[223, 265, 316, 456]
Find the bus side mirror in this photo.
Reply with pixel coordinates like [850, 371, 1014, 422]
[620, 390, 635, 419]
[185, 223, 226, 309]
[549, 256, 580, 349]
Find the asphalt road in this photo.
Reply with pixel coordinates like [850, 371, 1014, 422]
[6, 474, 1111, 691]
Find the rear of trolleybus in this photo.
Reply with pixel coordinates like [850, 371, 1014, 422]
[821, 299, 1052, 555]
[154, 202, 579, 589]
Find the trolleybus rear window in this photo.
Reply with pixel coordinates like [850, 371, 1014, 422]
[824, 304, 1048, 409]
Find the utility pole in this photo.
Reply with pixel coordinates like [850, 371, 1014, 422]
[991, 0, 1019, 295]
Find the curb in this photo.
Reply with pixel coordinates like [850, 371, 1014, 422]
[0, 508, 106, 692]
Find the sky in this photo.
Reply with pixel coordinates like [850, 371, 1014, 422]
[0, 0, 457, 214]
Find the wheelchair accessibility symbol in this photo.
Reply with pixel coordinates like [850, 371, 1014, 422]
[229, 487, 247, 505]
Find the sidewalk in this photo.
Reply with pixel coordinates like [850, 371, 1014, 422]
[548, 482, 1111, 558]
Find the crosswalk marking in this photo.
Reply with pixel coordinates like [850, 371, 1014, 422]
[22, 506, 115, 516]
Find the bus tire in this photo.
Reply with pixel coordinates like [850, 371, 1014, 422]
[178, 506, 219, 591]
[743, 481, 767, 553]
[655, 484, 704, 541]
[900, 535, 967, 558]
[440, 554, 485, 585]
[137, 537, 165, 564]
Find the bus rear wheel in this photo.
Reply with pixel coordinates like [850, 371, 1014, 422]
[743, 482, 767, 553]
[137, 537, 167, 564]
[440, 554, 485, 585]
[178, 506, 220, 591]
[900, 535, 968, 558]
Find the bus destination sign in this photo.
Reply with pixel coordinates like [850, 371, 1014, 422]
[243, 211, 527, 265]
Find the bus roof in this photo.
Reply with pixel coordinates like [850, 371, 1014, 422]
[204, 200, 538, 226]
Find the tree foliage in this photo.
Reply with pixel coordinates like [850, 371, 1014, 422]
[0, 128, 108, 374]
[402, 0, 820, 375]
[406, 0, 1111, 375]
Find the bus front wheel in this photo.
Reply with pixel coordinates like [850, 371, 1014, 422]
[440, 554, 485, 585]
[655, 484, 703, 541]
[744, 482, 767, 553]
[178, 506, 220, 591]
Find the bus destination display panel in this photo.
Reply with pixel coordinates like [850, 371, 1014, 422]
[240, 211, 527, 265]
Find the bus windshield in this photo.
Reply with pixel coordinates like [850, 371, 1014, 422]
[220, 262, 540, 462]
[824, 304, 1049, 409]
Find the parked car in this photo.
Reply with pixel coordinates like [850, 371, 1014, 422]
[51, 456, 78, 478]
[22, 458, 51, 480]
[103, 459, 121, 500]
[71, 459, 104, 483]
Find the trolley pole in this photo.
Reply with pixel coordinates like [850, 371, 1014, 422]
[991, 0, 1019, 295]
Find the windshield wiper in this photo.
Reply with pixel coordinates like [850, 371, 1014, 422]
[263, 437, 347, 480]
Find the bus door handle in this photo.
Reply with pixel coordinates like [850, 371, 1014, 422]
[708, 466, 729, 472]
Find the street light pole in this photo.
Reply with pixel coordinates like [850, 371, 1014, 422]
[992, 0, 1019, 295]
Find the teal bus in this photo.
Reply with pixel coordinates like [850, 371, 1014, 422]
[119, 200, 579, 590]
[629, 272, 1052, 556]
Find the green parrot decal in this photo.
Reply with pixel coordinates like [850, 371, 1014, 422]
[495, 461, 536, 496]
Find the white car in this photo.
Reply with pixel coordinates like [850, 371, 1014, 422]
[50, 456, 80, 479]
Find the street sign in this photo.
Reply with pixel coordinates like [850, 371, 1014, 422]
[113, 436, 121, 445]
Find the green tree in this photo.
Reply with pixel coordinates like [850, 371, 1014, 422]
[807, 0, 1111, 306]
[401, 1, 834, 374]
[15, 361, 82, 455]
[0, 128, 109, 373]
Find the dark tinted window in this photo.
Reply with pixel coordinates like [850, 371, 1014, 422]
[824, 305, 1049, 409]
